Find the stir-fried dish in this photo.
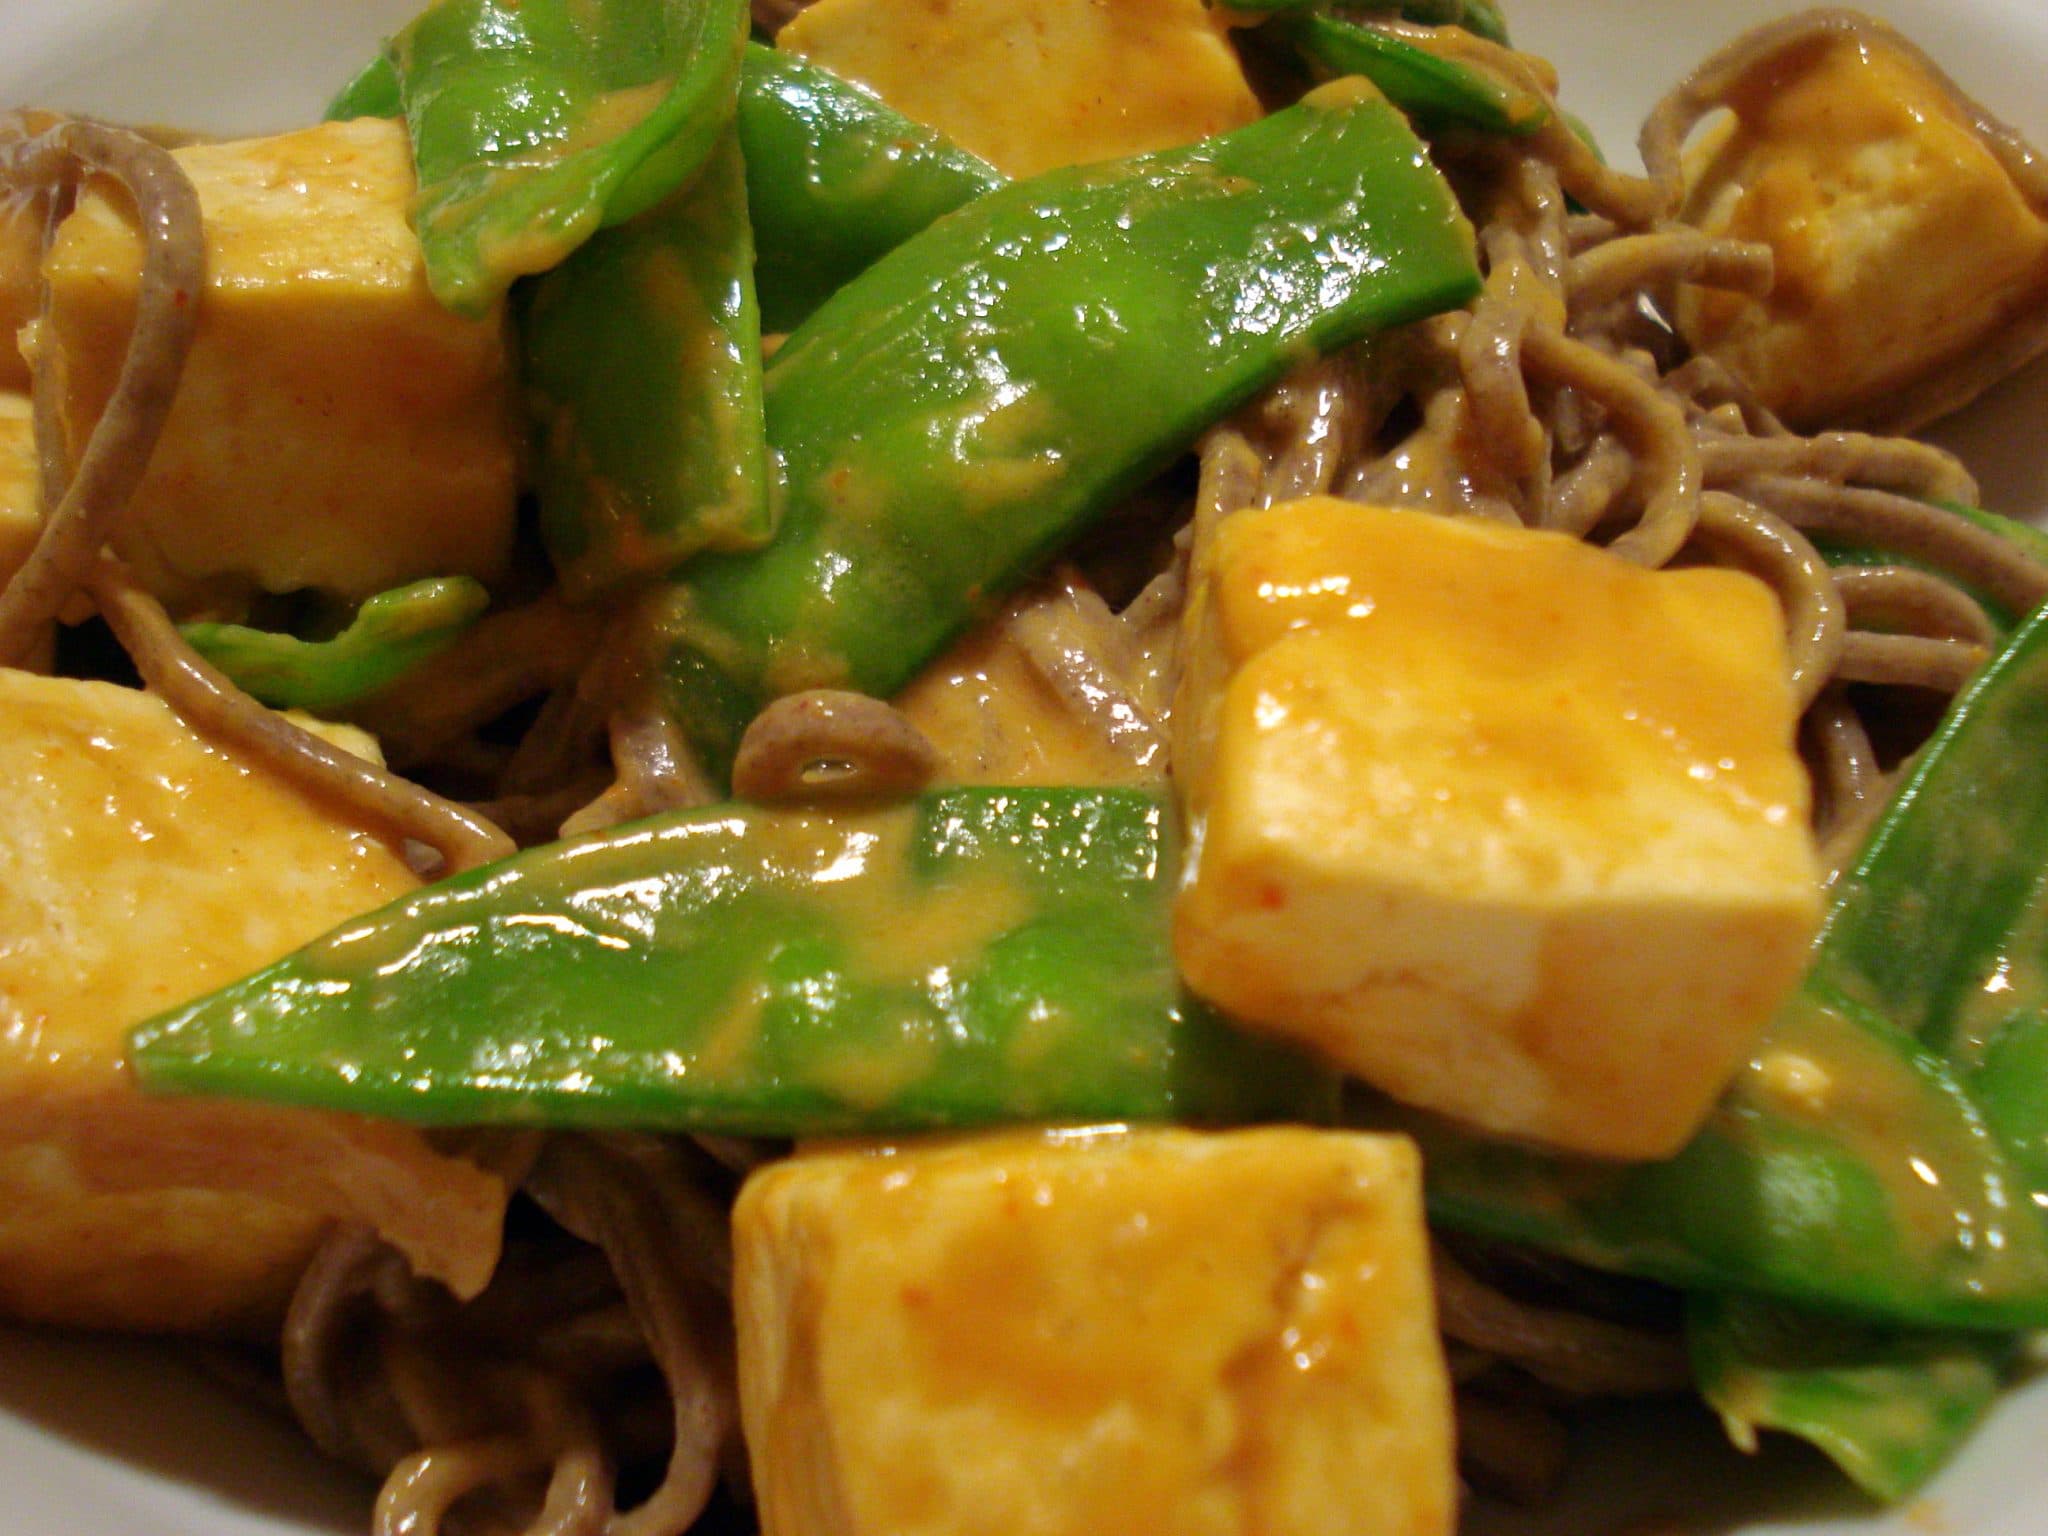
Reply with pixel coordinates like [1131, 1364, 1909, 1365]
[6, 1, 2048, 1531]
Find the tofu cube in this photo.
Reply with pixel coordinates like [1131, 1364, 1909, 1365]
[42, 116, 519, 607]
[1674, 21, 2048, 432]
[0, 392, 38, 593]
[735, 1126, 1453, 1536]
[1172, 498, 1822, 1161]
[0, 672, 507, 1331]
[779, 0, 1262, 178]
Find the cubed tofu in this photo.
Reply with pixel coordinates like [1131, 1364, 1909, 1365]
[736, 1126, 1452, 1536]
[1674, 20, 2048, 432]
[0, 671, 508, 1332]
[41, 116, 518, 607]
[0, 392, 37, 593]
[1172, 498, 1822, 1161]
[778, 0, 1262, 178]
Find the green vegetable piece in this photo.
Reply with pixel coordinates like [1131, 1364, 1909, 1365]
[524, 128, 772, 597]
[1400, 992, 2048, 1331]
[332, 40, 1003, 332]
[1817, 593, 2048, 1202]
[127, 789, 1338, 1134]
[1819, 598, 2048, 1056]
[179, 578, 490, 715]
[1274, 13, 1548, 135]
[383, 0, 750, 314]
[327, 54, 402, 121]
[1377, 601, 2048, 1331]
[660, 80, 1479, 774]
[739, 44, 1005, 332]
[1689, 1293, 2016, 1503]
[1222, 0, 1511, 46]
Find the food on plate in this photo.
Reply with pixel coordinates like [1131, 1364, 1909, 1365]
[0, 392, 35, 589]
[1666, 10, 2048, 433]
[774, 0, 1263, 177]
[3, 1, 2048, 1532]
[1170, 496, 1821, 1159]
[41, 116, 519, 608]
[734, 1126, 1452, 1536]
[0, 669, 512, 1330]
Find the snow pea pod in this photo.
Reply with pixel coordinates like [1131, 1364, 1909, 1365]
[1382, 600, 2048, 1331]
[381, 0, 750, 314]
[327, 54, 402, 121]
[331, 43, 1002, 335]
[658, 79, 1480, 775]
[179, 577, 489, 714]
[738, 44, 1003, 332]
[1271, 13, 1548, 135]
[127, 788, 1338, 1134]
[524, 128, 773, 597]
[1228, 1, 1511, 46]
[1689, 1294, 2017, 1503]
[1686, 590, 2048, 1500]
[1818, 595, 2048, 1190]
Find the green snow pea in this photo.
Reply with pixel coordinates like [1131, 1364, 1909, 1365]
[1817, 594, 2048, 1190]
[738, 44, 1003, 332]
[1685, 584, 2048, 1501]
[1378, 599, 2048, 1331]
[524, 127, 772, 598]
[327, 54, 402, 121]
[379, 0, 750, 314]
[1270, 13, 1547, 135]
[331, 43, 1003, 334]
[1689, 1294, 2018, 1503]
[1224, 1, 1512, 46]
[128, 789, 1337, 1135]
[658, 80, 1479, 775]
[179, 578, 489, 715]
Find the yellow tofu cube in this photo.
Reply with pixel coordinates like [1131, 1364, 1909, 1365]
[1675, 22, 2048, 432]
[779, 0, 1263, 178]
[735, 1125, 1453, 1536]
[1172, 499, 1822, 1160]
[42, 116, 519, 607]
[0, 392, 38, 594]
[0, 671, 508, 1332]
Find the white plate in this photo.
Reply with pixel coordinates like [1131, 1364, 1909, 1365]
[2, 2, 2046, 1533]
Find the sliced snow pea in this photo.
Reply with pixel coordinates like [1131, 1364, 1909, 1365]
[738, 43, 1004, 332]
[1271, 13, 1548, 135]
[128, 789, 1338, 1135]
[179, 577, 489, 714]
[1384, 601, 2048, 1331]
[1228, 1, 1511, 46]
[381, 0, 750, 314]
[327, 54, 402, 121]
[1689, 1294, 2018, 1503]
[1686, 593, 2048, 1500]
[331, 43, 1002, 335]
[658, 80, 1479, 774]
[524, 127, 772, 597]
[1818, 596, 2048, 1190]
